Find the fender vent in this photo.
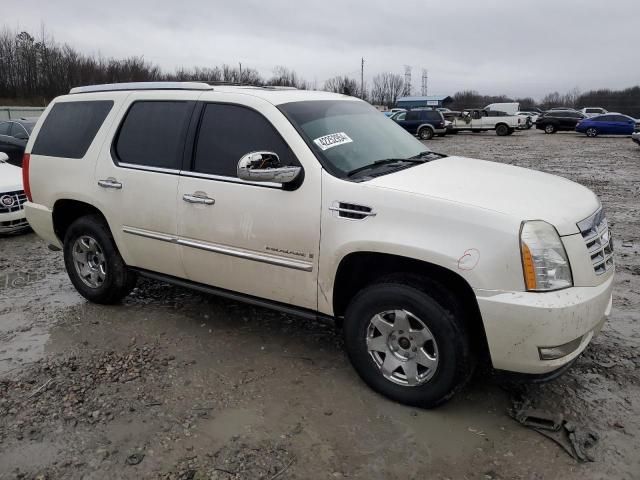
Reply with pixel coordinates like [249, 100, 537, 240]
[330, 202, 376, 220]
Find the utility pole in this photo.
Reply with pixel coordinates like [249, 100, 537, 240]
[239, 62, 242, 84]
[360, 57, 365, 99]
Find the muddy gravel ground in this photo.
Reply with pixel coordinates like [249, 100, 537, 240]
[1, 129, 639, 480]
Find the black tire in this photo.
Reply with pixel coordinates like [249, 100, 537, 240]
[437, 133, 446, 137]
[418, 127, 434, 140]
[449, 130, 459, 135]
[507, 128, 515, 135]
[63, 215, 137, 304]
[544, 124, 556, 134]
[495, 124, 509, 136]
[343, 276, 473, 408]
[586, 127, 598, 137]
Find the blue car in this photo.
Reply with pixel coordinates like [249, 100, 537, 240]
[575, 113, 637, 137]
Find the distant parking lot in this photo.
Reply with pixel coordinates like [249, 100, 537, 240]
[1, 129, 639, 479]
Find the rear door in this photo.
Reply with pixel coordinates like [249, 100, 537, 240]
[610, 115, 635, 134]
[93, 93, 198, 278]
[403, 110, 422, 134]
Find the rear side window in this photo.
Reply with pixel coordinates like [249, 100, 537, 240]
[192, 103, 298, 178]
[114, 101, 192, 170]
[423, 111, 441, 121]
[32, 101, 113, 158]
[0, 122, 9, 135]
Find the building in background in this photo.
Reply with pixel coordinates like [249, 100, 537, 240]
[395, 95, 453, 110]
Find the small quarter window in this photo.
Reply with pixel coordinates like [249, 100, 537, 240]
[115, 101, 192, 170]
[0, 122, 10, 135]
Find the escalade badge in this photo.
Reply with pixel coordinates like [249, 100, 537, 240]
[1, 195, 14, 207]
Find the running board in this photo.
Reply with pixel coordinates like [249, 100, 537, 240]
[132, 268, 335, 324]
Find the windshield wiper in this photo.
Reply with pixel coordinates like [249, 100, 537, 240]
[408, 150, 447, 160]
[346, 158, 427, 178]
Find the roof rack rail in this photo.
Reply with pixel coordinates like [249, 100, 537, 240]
[69, 82, 214, 94]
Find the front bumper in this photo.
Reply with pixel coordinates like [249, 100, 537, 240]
[0, 209, 29, 234]
[476, 274, 613, 374]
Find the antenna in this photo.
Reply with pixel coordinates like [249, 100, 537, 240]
[421, 69, 428, 96]
[403, 65, 412, 96]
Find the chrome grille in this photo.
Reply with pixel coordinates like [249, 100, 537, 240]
[577, 207, 614, 275]
[0, 190, 27, 214]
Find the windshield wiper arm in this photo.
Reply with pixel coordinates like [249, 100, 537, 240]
[346, 158, 426, 178]
[408, 151, 447, 160]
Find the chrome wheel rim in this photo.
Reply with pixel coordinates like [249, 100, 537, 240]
[545, 125, 554, 133]
[72, 235, 107, 288]
[366, 309, 439, 386]
[587, 128, 596, 137]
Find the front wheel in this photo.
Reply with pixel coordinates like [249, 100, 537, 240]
[418, 127, 434, 140]
[586, 127, 598, 137]
[63, 215, 137, 304]
[544, 124, 556, 134]
[343, 278, 473, 408]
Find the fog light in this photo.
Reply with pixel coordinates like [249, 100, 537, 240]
[538, 336, 584, 360]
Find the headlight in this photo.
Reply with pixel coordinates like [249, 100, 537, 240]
[520, 221, 573, 291]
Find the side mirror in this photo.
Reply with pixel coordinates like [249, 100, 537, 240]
[237, 151, 301, 184]
[0, 152, 8, 163]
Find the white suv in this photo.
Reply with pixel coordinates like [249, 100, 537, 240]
[24, 82, 614, 407]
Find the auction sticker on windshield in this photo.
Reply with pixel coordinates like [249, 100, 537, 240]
[313, 132, 353, 151]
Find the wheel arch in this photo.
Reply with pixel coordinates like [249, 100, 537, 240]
[332, 251, 489, 360]
[52, 199, 109, 243]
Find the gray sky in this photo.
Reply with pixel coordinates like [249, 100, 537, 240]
[3, 0, 638, 99]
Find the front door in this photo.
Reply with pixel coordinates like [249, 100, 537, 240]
[94, 94, 198, 278]
[176, 101, 321, 310]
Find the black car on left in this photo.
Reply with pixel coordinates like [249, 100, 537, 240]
[0, 118, 37, 166]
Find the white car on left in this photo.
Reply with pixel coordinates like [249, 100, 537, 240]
[0, 152, 29, 234]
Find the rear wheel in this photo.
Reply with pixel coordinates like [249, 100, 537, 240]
[495, 124, 509, 136]
[63, 215, 137, 304]
[586, 127, 598, 137]
[343, 276, 473, 408]
[544, 124, 556, 134]
[418, 127, 434, 140]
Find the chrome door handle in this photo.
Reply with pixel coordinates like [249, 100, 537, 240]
[98, 178, 122, 189]
[183, 193, 215, 205]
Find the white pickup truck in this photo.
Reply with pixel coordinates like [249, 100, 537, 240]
[24, 82, 613, 408]
[448, 109, 524, 135]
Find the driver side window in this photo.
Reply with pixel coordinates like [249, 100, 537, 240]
[193, 104, 298, 177]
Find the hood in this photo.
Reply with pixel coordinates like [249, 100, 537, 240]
[368, 156, 599, 235]
[0, 162, 23, 191]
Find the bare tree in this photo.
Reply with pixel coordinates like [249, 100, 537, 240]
[267, 66, 308, 89]
[370, 72, 404, 107]
[324, 76, 358, 96]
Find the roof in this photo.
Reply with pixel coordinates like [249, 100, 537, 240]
[397, 95, 453, 102]
[64, 82, 357, 106]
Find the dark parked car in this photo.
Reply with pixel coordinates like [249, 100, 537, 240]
[0, 119, 36, 166]
[390, 109, 446, 140]
[536, 110, 585, 134]
[575, 113, 637, 137]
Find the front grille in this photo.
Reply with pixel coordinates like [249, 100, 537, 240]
[577, 207, 614, 275]
[0, 190, 27, 214]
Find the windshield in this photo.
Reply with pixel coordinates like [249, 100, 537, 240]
[279, 100, 428, 177]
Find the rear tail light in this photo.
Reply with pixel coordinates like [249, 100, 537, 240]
[22, 153, 32, 201]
